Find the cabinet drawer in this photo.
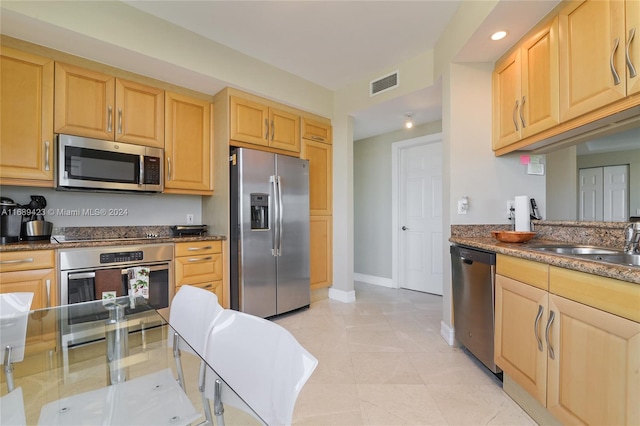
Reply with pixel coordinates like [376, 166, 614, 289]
[549, 266, 640, 322]
[175, 253, 222, 285]
[177, 280, 222, 301]
[496, 254, 549, 290]
[174, 240, 221, 257]
[0, 250, 55, 272]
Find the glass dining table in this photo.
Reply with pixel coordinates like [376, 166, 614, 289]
[0, 295, 263, 425]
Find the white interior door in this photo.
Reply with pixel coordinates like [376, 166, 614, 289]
[579, 165, 629, 222]
[603, 165, 629, 222]
[579, 167, 603, 221]
[398, 140, 442, 295]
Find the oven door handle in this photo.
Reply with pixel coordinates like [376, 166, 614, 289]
[67, 264, 170, 280]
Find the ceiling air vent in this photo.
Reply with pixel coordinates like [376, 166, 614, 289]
[370, 70, 399, 96]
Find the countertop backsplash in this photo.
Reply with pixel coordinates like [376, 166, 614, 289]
[452, 220, 631, 249]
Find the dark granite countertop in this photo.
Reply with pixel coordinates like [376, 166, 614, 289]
[450, 235, 640, 284]
[0, 234, 226, 252]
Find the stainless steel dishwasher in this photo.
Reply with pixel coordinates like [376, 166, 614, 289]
[450, 244, 501, 374]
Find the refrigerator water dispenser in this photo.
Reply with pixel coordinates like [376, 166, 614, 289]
[250, 193, 269, 230]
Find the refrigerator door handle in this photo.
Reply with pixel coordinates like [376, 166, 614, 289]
[277, 175, 284, 256]
[270, 175, 279, 256]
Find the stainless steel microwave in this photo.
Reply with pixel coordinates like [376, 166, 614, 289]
[57, 134, 163, 193]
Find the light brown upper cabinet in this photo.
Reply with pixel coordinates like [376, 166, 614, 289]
[492, 17, 559, 150]
[164, 92, 213, 195]
[0, 47, 54, 185]
[558, 0, 637, 121]
[230, 96, 300, 153]
[55, 62, 164, 147]
[301, 117, 333, 145]
[301, 139, 332, 216]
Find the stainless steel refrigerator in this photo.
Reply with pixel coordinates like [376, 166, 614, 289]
[230, 147, 310, 318]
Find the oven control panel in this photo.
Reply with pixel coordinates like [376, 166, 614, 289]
[99, 251, 144, 264]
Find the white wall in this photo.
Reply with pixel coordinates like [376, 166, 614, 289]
[0, 186, 201, 228]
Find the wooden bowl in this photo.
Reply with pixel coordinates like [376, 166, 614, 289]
[491, 230, 536, 243]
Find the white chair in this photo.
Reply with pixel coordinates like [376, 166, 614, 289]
[204, 310, 318, 426]
[1, 292, 34, 393]
[1, 386, 26, 426]
[169, 285, 225, 425]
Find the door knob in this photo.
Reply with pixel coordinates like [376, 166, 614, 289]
[401, 226, 408, 231]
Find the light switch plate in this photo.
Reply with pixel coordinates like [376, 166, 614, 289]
[457, 200, 467, 214]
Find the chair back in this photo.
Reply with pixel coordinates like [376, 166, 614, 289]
[169, 285, 223, 356]
[205, 310, 318, 426]
[0, 292, 34, 363]
[0, 386, 26, 426]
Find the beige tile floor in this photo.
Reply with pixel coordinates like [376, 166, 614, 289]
[274, 282, 537, 426]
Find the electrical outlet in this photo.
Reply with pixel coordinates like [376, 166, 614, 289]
[186, 214, 194, 224]
[506, 201, 515, 218]
[457, 200, 467, 214]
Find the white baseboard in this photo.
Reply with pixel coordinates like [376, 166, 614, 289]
[353, 273, 393, 288]
[328, 287, 356, 303]
[440, 321, 456, 346]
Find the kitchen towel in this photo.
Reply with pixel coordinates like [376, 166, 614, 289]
[94, 269, 122, 300]
[127, 267, 150, 299]
[514, 195, 530, 232]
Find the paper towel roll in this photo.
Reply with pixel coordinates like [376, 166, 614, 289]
[514, 195, 530, 232]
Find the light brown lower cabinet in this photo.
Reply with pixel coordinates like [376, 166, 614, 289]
[309, 216, 332, 289]
[495, 255, 640, 426]
[174, 241, 223, 302]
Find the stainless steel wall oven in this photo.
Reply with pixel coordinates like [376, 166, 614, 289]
[58, 243, 174, 349]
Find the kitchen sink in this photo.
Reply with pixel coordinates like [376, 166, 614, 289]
[578, 253, 640, 267]
[526, 244, 622, 255]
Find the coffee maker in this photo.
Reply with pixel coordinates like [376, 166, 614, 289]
[0, 197, 23, 244]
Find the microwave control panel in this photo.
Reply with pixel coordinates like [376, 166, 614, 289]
[143, 157, 161, 184]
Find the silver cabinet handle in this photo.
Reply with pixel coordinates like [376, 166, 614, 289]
[611, 37, 621, 85]
[626, 28, 637, 78]
[520, 96, 526, 128]
[187, 246, 213, 251]
[311, 135, 325, 142]
[512, 99, 519, 131]
[0, 257, 34, 265]
[187, 256, 213, 262]
[264, 118, 269, 140]
[545, 310, 556, 360]
[107, 105, 113, 132]
[44, 140, 50, 171]
[534, 304, 544, 352]
[271, 119, 275, 140]
[118, 108, 123, 134]
[167, 158, 172, 181]
[45, 279, 51, 308]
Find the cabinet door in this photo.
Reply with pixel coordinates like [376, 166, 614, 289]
[627, 0, 640, 95]
[559, 0, 627, 121]
[165, 92, 212, 193]
[492, 49, 522, 149]
[230, 96, 269, 147]
[495, 274, 549, 406]
[0, 269, 57, 347]
[0, 47, 54, 182]
[268, 107, 300, 152]
[309, 215, 332, 289]
[302, 117, 332, 144]
[55, 62, 115, 140]
[301, 139, 332, 215]
[115, 79, 164, 147]
[521, 17, 560, 139]
[547, 294, 640, 426]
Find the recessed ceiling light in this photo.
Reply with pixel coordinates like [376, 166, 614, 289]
[491, 30, 507, 41]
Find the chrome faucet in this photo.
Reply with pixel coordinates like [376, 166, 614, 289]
[623, 223, 640, 254]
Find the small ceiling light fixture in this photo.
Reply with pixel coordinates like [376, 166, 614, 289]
[491, 30, 508, 41]
[404, 114, 413, 129]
